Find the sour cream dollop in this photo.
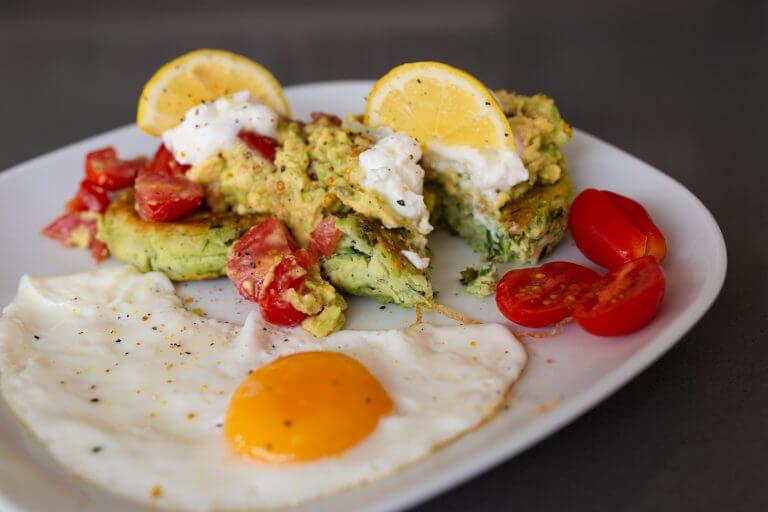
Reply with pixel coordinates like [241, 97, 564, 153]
[423, 142, 528, 194]
[400, 250, 430, 270]
[163, 90, 279, 166]
[358, 133, 432, 234]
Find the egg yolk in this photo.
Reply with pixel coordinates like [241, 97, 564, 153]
[224, 351, 393, 463]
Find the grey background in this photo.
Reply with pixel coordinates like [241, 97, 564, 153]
[1, 0, 767, 510]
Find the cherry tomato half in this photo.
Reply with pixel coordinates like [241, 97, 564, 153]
[309, 215, 343, 258]
[85, 147, 146, 191]
[574, 256, 665, 336]
[227, 217, 299, 302]
[134, 170, 204, 222]
[496, 261, 601, 328]
[569, 189, 666, 269]
[238, 131, 278, 162]
[258, 249, 318, 326]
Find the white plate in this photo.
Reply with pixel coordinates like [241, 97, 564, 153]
[0, 81, 726, 512]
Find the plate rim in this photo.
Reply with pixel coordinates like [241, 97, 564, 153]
[0, 80, 728, 512]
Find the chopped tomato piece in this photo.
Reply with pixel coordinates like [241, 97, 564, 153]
[569, 189, 666, 269]
[42, 213, 84, 244]
[41, 213, 108, 262]
[85, 147, 146, 190]
[496, 261, 600, 328]
[134, 169, 204, 222]
[66, 180, 109, 213]
[65, 195, 87, 213]
[238, 131, 278, 162]
[310, 112, 342, 126]
[90, 237, 109, 262]
[310, 215, 343, 258]
[574, 256, 665, 336]
[258, 249, 317, 326]
[227, 217, 299, 301]
[146, 144, 190, 176]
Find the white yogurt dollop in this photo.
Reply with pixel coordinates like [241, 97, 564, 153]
[358, 133, 432, 234]
[423, 142, 528, 194]
[163, 90, 279, 166]
[400, 250, 430, 270]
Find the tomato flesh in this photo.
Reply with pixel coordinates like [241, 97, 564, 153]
[574, 256, 665, 336]
[227, 217, 299, 302]
[146, 144, 190, 176]
[85, 147, 146, 190]
[310, 215, 343, 258]
[569, 189, 666, 269]
[41, 213, 108, 262]
[496, 261, 600, 328]
[258, 249, 317, 326]
[238, 131, 278, 162]
[66, 180, 110, 213]
[227, 218, 318, 327]
[310, 112, 342, 126]
[134, 170, 204, 222]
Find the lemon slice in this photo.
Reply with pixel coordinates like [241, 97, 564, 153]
[365, 61, 513, 150]
[137, 49, 290, 136]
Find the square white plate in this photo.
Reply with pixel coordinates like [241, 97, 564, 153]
[0, 81, 726, 512]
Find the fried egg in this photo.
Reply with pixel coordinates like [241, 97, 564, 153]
[0, 266, 526, 511]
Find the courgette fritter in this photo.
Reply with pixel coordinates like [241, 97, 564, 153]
[320, 214, 433, 307]
[99, 191, 266, 281]
[428, 172, 573, 264]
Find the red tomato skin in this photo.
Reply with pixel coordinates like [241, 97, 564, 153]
[70, 180, 110, 213]
[134, 171, 204, 222]
[258, 249, 315, 326]
[85, 147, 146, 190]
[496, 261, 601, 328]
[227, 217, 298, 302]
[574, 256, 665, 336]
[146, 144, 190, 176]
[238, 131, 278, 162]
[310, 215, 343, 258]
[602, 191, 666, 262]
[569, 189, 648, 269]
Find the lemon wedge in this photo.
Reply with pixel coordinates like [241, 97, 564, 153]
[137, 49, 290, 137]
[365, 61, 513, 151]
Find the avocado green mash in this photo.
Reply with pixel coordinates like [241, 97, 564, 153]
[185, 117, 432, 307]
[187, 118, 429, 243]
[180, 90, 571, 305]
[100, 191, 266, 281]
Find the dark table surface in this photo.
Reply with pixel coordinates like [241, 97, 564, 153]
[1, 0, 767, 510]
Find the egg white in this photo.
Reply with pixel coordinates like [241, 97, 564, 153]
[0, 266, 526, 511]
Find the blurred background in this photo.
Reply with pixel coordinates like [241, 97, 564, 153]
[1, 0, 766, 510]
